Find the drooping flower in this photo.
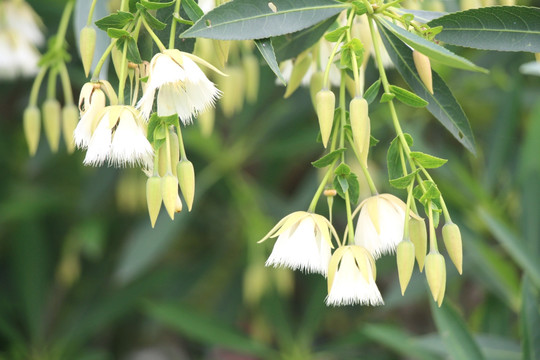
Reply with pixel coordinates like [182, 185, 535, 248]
[137, 49, 222, 124]
[259, 211, 336, 276]
[83, 105, 153, 168]
[354, 194, 410, 258]
[326, 245, 383, 306]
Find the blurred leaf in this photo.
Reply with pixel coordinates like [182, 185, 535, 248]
[387, 133, 413, 180]
[145, 301, 275, 358]
[394, 8, 447, 23]
[364, 79, 380, 104]
[255, 38, 286, 85]
[390, 85, 429, 108]
[521, 277, 540, 360]
[428, 7, 540, 52]
[430, 300, 485, 360]
[94, 11, 134, 31]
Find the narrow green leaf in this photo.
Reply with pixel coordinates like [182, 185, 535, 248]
[410, 151, 447, 168]
[413, 180, 440, 204]
[94, 11, 134, 31]
[428, 6, 540, 53]
[430, 300, 486, 360]
[379, 26, 476, 154]
[107, 28, 130, 38]
[377, 16, 487, 73]
[126, 37, 142, 64]
[140, 0, 175, 10]
[394, 8, 446, 23]
[380, 92, 395, 103]
[387, 133, 413, 180]
[255, 38, 286, 85]
[390, 85, 428, 108]
[137, 3, 167, 30]
[311, 148, 345, 168]
[364, 79, 380, 104]
[521, 277, 540, 360]
[324, 25, 348, 42]
[180, 0, 347, 40]
[389, 170, 418, 189]
[182, 0, 204, 22]
[347, 173, 360, 204]
[273, 15, 337, 62]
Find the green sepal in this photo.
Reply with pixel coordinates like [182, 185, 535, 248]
[364, 79, 380, 105]
[389, 169, 419, 189]
[390, 85, 428, 108]
[137, 3, 167, 30]
[140, 0, 175, 10]
[312, 148, 346, 168]
[410, 151, 447, 169]
[324, 26, 348, 42]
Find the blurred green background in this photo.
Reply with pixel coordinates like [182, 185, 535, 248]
[1, 0, 539, 359]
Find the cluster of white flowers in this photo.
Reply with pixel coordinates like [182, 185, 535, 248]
[0, 0, 43, 79]
[261, 194, 409, 306]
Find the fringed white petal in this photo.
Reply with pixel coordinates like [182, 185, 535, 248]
[109, 112, 154, 167]
[83, 113, 112, 166]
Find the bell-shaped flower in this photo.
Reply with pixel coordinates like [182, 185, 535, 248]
[326, 245, 383, 306]
[83, 105, 153, 168]
[259, 211, 337, 276]
[137, 49, 223, 124]
[354, 194, 411, 258]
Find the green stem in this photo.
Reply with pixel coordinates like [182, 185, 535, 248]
[404, 181, 414, 237]
[86, 0, 98, 26]
[29, 66, 48, 106]
[47, 67, 59, 100]
[165, 127, 173, 173]
[427, 200, 438, 252]
[54, 0, 75, 51]
[118, 40, 128, 104]
[308, 167, 335, 213]
[175, 124, 188, 160]
[169, 0, 182, 49]
[346, 134, 378, 195]
[345, 190, 355, 244]
[91, 40, 117, 81]
[378, 0, 404, 12]
[339, 71, 346, 156]
[418, 166, 452, 222]
[322, 32, 346, 89]
[383, 9, 424, 34]
[345, 10, 361, 97]
[142, 17, 166, 52]
[58, 62, 74, 105]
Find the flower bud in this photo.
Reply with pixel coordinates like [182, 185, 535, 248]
[213, 40, 230, 68]
[157, 144, 168, 177]
[23, 106, 41, 156]
[409, 218, 428, 271]
[284, 53, 312, 99]
[315, 89, 335, 148]
[437, 264, 447, 307]
[80, 26, 96, 77]
[177, 159, 195, 211]
[161, 173, 178, 220]
[62, 104, 79, 153]
[309, 71, 323, 109]
[349, 97, 370, 168]
[243, 53, 259, 103]
[111, 45, 127, 81]
[169, 133, 180, 177]
[146, 175, 162, 227]
[42, 99, 61, 153]
[198, 108, 215, 137]
[412, 50, 433, 94]
[396, 240, 415, 295]
[175, 194, 183, 213]
[425, 252, 446, 301]
[442, 222, 463, 274]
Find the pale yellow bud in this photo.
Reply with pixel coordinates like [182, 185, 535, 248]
[57, 253, 80, 287]
[315, 89, 335, 148]
[396, 240, 415, 295]
[284, 53, 312, 99]
[409, 218, 428, 271]
[80, 26, 96, 77]
[213, 40, 230, 68]
[349, 97, 370, 168]
[442, 222, 463, 274]
[425, 252, 446, 301]
[437, 263, 447, 307]
[218, 66, 244, 117]
[111, 45, 127, 81]
[23, 106, 41, 156]
[161, 173, 178, 220]
[177, 159, 195, 211]
[309, 71, 324, 109]
[62, 104, 79, 153]
[198, 108, 215, 137]
[412, 50, 433, 94]
[175, 194, 183, 213]
[243, 54, 260, 103]
[243, 264, 267, 305]
[146, 175, 162, 228]
[42, 99, 61, 153]
[169, 133, 180, 177]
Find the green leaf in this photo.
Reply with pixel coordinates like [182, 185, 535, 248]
[180, 0, 347, 40]
[394, 8, 447, 23]
[107, 28, 130, 38]
[340, 38, 364, 71]
[94, 11, 134, 31]
[376, 16, 487, 73]
[255, 38, 286, 85]
[428, 6, 540, 53]
[413, 180, 440, 204]
[430, 300, 486, 360]
[140, 0, 175, 10]
[311, 148, 345, 168]
[347, 172, 360, 204]
[379, 25, 476, 154]
[324, 25, 348, 42]
[387, 133, 413, 180]
[364, 79, 380, 104]
[182, 0, 204, 22]
[145, 302, 274, 357]
[390, 85, 428, 108]
[521, 277, 540, 360]
[410, 151, 447, 168]
[273, 15, 337, 62]
[126, 37, 142, 64]
[351, 1, 367, 16]
[380, 92, 395, 103]
[137, 3, 167, 30]
[334, 163, 351, 176]
[389, 170, 418, 189]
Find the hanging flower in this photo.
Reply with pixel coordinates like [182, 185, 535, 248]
[82, 105, 153, 168]
[259, 211, 336, 276]
[354, 194, 411, 258]
[137, 49, 222, 124]
[326, 245, 383, 306]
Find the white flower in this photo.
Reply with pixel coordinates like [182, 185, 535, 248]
[354, 194, 407, 258]
[74, 84, 107, 148]
[83, 105, 153, 168]
[137, 49, 221, 124]
[2, 0, 44, 46]
[260, 211, 336, 276]
[326, 245, 383, 306]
